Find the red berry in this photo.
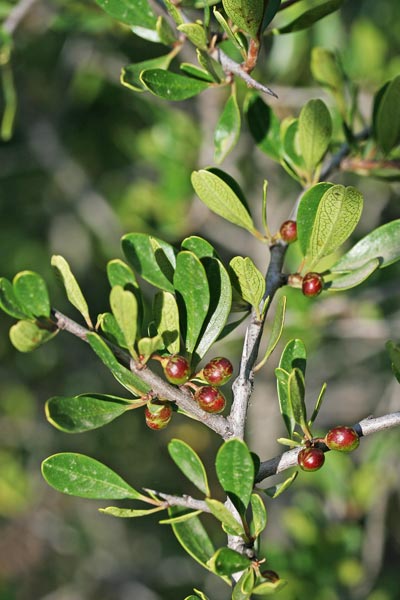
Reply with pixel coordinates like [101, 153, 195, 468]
[302, 272, 324, 297]
[280, 220, 297, 243]
[203, 357, 233, 386]
[325, 426, 360, 452]
[297, 447, 325, 471]
[145, 403, 172, 430]
[163, 355, 191, 385]
[194, 386, 226, 413]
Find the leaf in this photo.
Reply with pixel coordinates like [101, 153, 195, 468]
[180, 63, 215, 82]
[214, 90, 241, 163]
[100, 506, 165, 517]
[153, 291, 180, 354]
[42, 453, 145, 500]
[309, 382, 327, 425]
[140, 69, 210, 100]
[215, 439, 255, 515]
[281, 119, 305, 175]
[245, 93, 281, 161]
[262, 471, 298, 498]
[249, 493, 267, 538]
[10, 319, 58, 352]
[181, 236, 218, 259]
[298, 99, 332, 173]
[230, 257, 265, 310]
[296, 183, 334, 256]
[326, 258, 380, 291]
[13, 271, 50, 318]
[156, 15, 177, 46]
[311, 47, 344, 93]
[173, 251, 210, 357]
[159, 510, 203, 525]
[208, 547, 251, 577]
[255, 295, 286, 370]
[121, 54, 174, 92]
[86, 332, 150, 395]
[252, 579, 287, 594]
[288, 368, 309, 434]
[386, 340, 400, 384]
[51, 255, 92, 328]
[261, 0, 281, 30]
[213, 9, 247, 56]
[95, 0, 157, 29]
[0, 277, 27, 319]
[222, 0, 264, 38]
[374, 75, 400, 154]
[137, 334, 163, 360]
[273, 0, 344, 34]
[97, 313, 125, 347]
[277, 339, 307, 437]
[122, 233, 177, 292]
[233, 568, 255, 599]
[196, 49, 224, 83]
[107, 259, 138, 288]
[178, 23, 208, 50]
[191, 170, 256, 234]
[109, 286, 137, 354]
[45, 393, 135, 433]
[205, 499, 245, 536]
[330, 219, 400, 272]
[168, 506, 215, 570]
[168, 439, 210, 496]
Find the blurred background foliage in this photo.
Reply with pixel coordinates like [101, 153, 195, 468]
[0, 0, 399, 598]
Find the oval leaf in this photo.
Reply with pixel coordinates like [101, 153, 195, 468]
[13, 271, 50, 318]
[208, 547, 251, 577]
[277, 339, 307, 437]
[10, 319, 57, 352]
[230, 256, 265, 310]
[153, 291, 180, 354]
[214, 90, 241, 164]
[122, 233, 177, 292]
[222, 0, 264, 38]
[121, 53, 174, 92]
[0, 277, 27, 319]
[107, 259, 138, 289]
[250, 493, 267, 538]
[215, 439, 255, 515]
[168, 439, 210, 496]
[274, 0, 343, 34]
[51, 255, 92, 328]
[296, 182, 334, 256]
[327, 258, 379, 290]
[205, 498, 245, 536]
[181, 236, 218, 259]
[110, 285, 137, 353]
[298, 99, 332, 173]
[140, 69, 210, 100]
[374, 75, 400, 154]
[95, 0, 157, 29]
[168, 506, 215, 570]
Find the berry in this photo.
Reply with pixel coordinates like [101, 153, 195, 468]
[297, 447, 325, 471]
[145, 403, 172, 430]
[325, 426, 360, 452]
[302, 272, 324, 297]
[203, 357, 233, 386]
[280, 220, 297, 244]
[163, 355, 191, 385]
[194, 386, 226, 413]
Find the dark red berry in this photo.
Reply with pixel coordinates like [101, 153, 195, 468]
[145, 403, 172, 430]
[203, 357, 233, 386]
[163, 355, 191, 385]
[302, 272, 324, 297]
[325, 426, 360, 452]
[297, 447, 325, 471]
[194, 386, 226, 413]
[280, 220, 297, 243]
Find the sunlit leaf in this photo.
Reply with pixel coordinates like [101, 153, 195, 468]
[222, 0, 264, 37]
[327, 258, 379, 290]
[168, 439, 210, 496]
[298, 99, 332, 173]
[122, 233, 177, 292]
[13, 271, 50, 319]
[205, 499, 245, 536]
[51, 255, 92, 327]
[0, 277, 27, 319]
[249, 493, 267, 538]
[229, 256, 265, 310]
[10, 319, 58, 352]
[141, 69, 210, 100]
[215, 439, 255, 515]
[214, 89, 241, 163]
[208, 547, 251, 576]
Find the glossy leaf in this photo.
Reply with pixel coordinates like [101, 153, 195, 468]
[140, 69, 210, 100]
[330, 219, 400, 272]
[86, 332, 150, 395]
[288, 368, 309, 433]
[245, 93, 281, 161]
[191, 170, 256, 234]
[386, 341, 400, 384]
[208, 547, 251, 576]
[230, 256, 265, 310]
[107, 259, 138, 289]
[255, 295, 286, 370]
[110, 285, 137, 353]
[214, 90, 241, 163]
[173, 251, 210, 356]
[205, 499, 245, 536]
[262, 471, 298, 498]
[233, 568, 255, 599]
[45, 393, 136, 433]
[100, 505, 164, 517]
[327, 258, 379, 291]
[153, 291, 180, 354]
[374, 75, 400, 154]
[42, 453, 144, 500]
[122, 233, 177, 292]
[222, 0, 264, 38]
[298, 99, 332, 173]
[252, 579, 287, 594]
[121, 54, 174, 92]
[51, 255, 92, 328]
[178, 23, 208, 49]
[215, 439, 255, 515]
[10, 319, 58, 352]
[273, 0, 343, 34]
[168, 506, 215, 570]
[262, 0, 281, 30]
[181, 236, 217, 259]
[250, 493, 267, 538]
[296, 183, 334, 256]
[13, 271, 50, 318]
[137, 334, 163, 361]
[277, 339, 307, 437]
[168, 439, 210, 496]
[95, 0, 157, 29]
[180, 63, 215, 82]
[97, 313, 125, 347]
[0, 277, 27, 319]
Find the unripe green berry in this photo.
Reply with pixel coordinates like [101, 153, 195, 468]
[194, 386, 226, 413]
[203, 357, 233, 386]
[163, 355, 191, 385]
[297, 447, 325, 471]
[325, 426, 360, 452]
[302, 272, 324, 297]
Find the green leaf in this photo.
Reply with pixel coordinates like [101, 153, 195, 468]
[230, 257, 265, 311]
[214, 89, 241, 163]
[298, 99, 332, 173]
[181, 236, 218, 259]
[281, 119, 305, 176]
[100, 505, 165, 517]
[86, 332, 150, 395]
[194, 257, 232, 360]
[245, 93, 281, 161]
[273, 0, 343, 34]
[110, 285, 137, 354]
[205, 499, 245, 536]
[121, 54, 174, 92]
[122, 233, 177, 292]
[261, 0, 281, 30]
[255, 295, 286, 370]
[180, 63, 215, 82]
[156, 15, 177, 46]
[296, 183, 334, 256]
[252, 579, 287, 594]
[178, 23, 208, 50]
[107, 259, 138, 288]
[168, 439, 210, 496]
[168, 506, 215, 570]
[215, 439, 255, 515]
[196, 49, 224, 83]
[262, 471, 298, 498]
[191, 170, 256, 234]
[13, 271, 50, 318]
[137, 334, 163, 361]
[95, 0, 157, 29]
[97, 313, 125, 347]
[327, 258, 380, 291]
[311, 47, 345, 94]
[222, 0, 264, 38]
[374, 75, 400, 154]
[288, 368, 309, 434]
[153, 291, 180, 354]
[51, 255, 92, 328]
[386, 341, 400, 384]
[208, 547, 251, 577]
[140, 69, 210, 100]
[159, 510, 203, 525]
[277, 339, 307, 437]
[213, 8, 247, 56]
[250, 493, 267, 538]
[42, 453, 144, 500]
[330, 219, 400, 272]
[45, 393, 136, 433]
[163, 0, 184, 25]
[173, 251, 210, 356]
[233, 568, 255, 599]
[309, 382, 327, 425]
[0, 277, 27, 319]
[10, 319, 58, 352]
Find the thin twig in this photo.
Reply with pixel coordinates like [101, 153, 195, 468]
[145, 490, 211, 513]
[3, 0, 38, 35]
[319, 126, 371, 181]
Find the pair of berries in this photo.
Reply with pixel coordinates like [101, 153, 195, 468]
[298, 426, 360, 471]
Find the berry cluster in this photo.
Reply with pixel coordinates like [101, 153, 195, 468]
[297, 426, 360, 472]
